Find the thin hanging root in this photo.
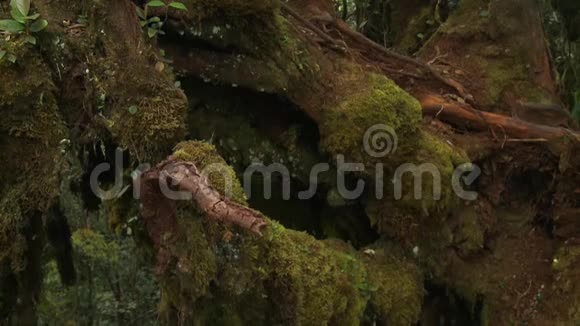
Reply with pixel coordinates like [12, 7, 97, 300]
[140, 157, 268, 236]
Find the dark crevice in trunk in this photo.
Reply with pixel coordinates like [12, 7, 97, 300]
[76, 140, 130, 213]
[180, 77, 379, 248]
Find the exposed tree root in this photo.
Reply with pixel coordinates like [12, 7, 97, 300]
[280, 3, 472, 103]
[280, 3, 346, 53]
[331, 20, 472, 101]
[420, 94, 580, 142]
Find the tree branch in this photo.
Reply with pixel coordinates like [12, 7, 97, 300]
[140, 158, 267, 237]
[420, 94, 580, 142]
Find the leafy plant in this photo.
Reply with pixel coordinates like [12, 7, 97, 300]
[136, 0, 187, 39]
[0, 0, 48, 45]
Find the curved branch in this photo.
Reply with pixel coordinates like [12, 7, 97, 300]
[140, 158, 267, 237]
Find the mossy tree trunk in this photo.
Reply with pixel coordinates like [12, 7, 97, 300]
[0, 0, 579, 325]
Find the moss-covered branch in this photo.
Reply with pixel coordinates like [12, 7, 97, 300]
[143, 141, 423, 325]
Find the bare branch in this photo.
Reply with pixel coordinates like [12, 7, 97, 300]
[140, 158, 267, 238]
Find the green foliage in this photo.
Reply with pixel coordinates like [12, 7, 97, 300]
[542, 1, 580, 112]
[0, 0, 48, 43]
[136, 0, 188, 39]
[39, 226, 160, 325]
[0, 0, 48, 63]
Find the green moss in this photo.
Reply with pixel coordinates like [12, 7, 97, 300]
[155, 143, 423, 325]
[318, 72, 467, 250]
[453, 206, 485, 256]
[0, 38, 67, 311]
[320, 73, 422, 165]
[394, 6, 436, 54]
[0, 44, 66, 210]
[179, 0, 283, 58]
[263, 222, 369, 325]
[477, 58, 552, 106]
[363, 245, 423, 325]
[112, 87, 187, 162]
[439, 0, 489, 36]
[552, 245, 580, 272]
[539, 245, 580, 323]
[173, 141, 247, 204]
[72, 229, 121, 265]
[35, 0, 189, 162]
[0, 43, 65, 207]
[0, 187, 27, 272]
[428, 0, 559, 109]
[364, 131, 467, 248]
[191, 15, 317, 96]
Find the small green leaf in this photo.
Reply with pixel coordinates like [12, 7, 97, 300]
[479, 10, 490, 17]
[12, 0, 30, 17]
[7, 53, 17, 63]
[147, 27, 157, 38]
[148, 16, 161, 23]
[146, 0, 166, 7]
[168, 2, 187, 11]
[0, 19, 25, 32]
[140, 20, 147, 27]
[24, 13, 40, 21]
[136, 7, 146, 19]
[24, 35, 36, 45]
[30, 19, 48, 32]
[128, 105, 138, 114]
[10, 6, 26, 23]
[0, 50, 6, 60]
